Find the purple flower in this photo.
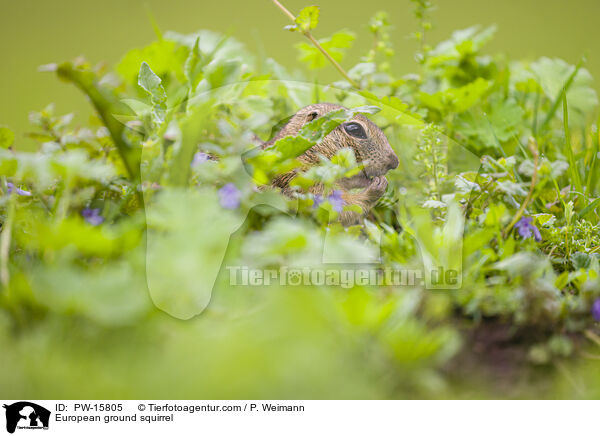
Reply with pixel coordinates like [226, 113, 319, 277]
[514, 216, 542, 242]
[191, 152, 209, 167]
[313, 194, 323, 209]
[328, 190, 345, 213]
[592, 298, 600, 322]
[6, 182, 31, 196]
[81, 208, 104, 226]
[218, 183, 241, 209]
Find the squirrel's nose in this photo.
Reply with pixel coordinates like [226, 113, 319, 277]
[386, 152, 399, 171]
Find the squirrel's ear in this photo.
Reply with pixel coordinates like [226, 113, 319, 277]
[306, 111, 319, 122]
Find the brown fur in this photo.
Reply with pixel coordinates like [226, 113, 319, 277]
[262, 103, 399, 225]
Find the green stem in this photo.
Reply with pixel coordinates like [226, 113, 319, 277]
[503, 137, 539, 238]
[56, 63, 140, 182]
[271, 0, 361, 89]
[585, 113, 600, 196]
[56, 62, 144, 207]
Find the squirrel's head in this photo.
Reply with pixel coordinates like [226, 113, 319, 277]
[280, 103, 399, 187]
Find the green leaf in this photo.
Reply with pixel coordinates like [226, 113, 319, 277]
[271, 135, 315, 162]
[32, 261, 150, 326]
[169, 99, 213, 186]
[138, 62, 167, 124]
[56, 62, 139, 180]
[483, 203, 508, 227]
[331, 148, 358, 168]
[496, 180, 527, 197]
[554, 271, 570, 290]
[165, 30, 252, 66]
[348, 62, 376, 80]
[531, 57, 598, 127]
[533, 213, 556, 227]
[0, 126, 15, 149]
[146, 188, 240, 319]
[295, 6, 320, 32]
[427, 25, 496, 67]
[138, 63, 166, 102]
[270, 107, 355, 160]
[296, 30, 355, 69]
[184, 37, 203, 90]
[277, 106, 379, 160]
[571, 252, 592, 270]
[419, 78, 490, 114]
[204, 61, 242, 90]
[117, 39, 188, 84]
[457, 99, 524, 149]
[0, 149, 115, 190]
[245, 106, 379, 185]
[357, 92, 423, 126]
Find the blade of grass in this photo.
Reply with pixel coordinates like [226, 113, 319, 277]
[145, 5, 163, 41]
[578, 197, 600, 219]
[532, 91, 540, 137]
[562, 94, 584, 197]
[586, 113, 600, 196]
[539, 57, 585, 132]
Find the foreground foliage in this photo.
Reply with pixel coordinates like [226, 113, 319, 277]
[1, 2, 600, 398]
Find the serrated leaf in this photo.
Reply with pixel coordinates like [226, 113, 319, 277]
[138, 62, 167, 124]
[295, 6, 320, 32]
[138, 62, 166, 102]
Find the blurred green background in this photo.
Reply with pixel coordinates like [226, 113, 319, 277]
[1, 0, 599, 150]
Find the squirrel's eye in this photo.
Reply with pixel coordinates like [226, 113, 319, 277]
[343, 122, 367, 139]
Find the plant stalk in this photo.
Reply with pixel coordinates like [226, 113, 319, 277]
[502, 137, 539, 237]
[271, 0, 361, 89]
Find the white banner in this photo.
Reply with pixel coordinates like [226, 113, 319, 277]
[0, 400, 596, 435]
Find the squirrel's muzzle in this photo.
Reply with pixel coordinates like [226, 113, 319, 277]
[385, 152, 399, 171]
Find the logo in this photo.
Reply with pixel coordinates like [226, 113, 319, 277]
[3, 402, 50, 434]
